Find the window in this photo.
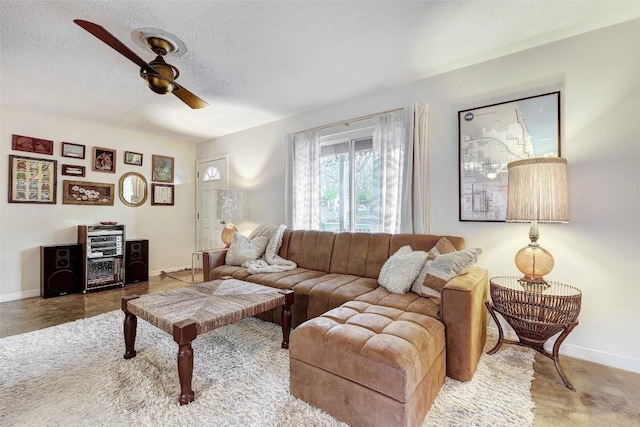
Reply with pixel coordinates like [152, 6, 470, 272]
[292, 109, 406, 233]
[320, 136, 376, 231]
[202, 166, 221, 181]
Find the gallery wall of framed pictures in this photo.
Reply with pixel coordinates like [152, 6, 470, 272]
[7, 132, 177, 208]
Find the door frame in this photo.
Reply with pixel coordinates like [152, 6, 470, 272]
[195, 154, 229, 250]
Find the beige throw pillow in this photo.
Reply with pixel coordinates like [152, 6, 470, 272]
[378, 245, 428, 294]
[432, 237, 457, 255]
[225, 234, 269, 266]
[410, 237, 458, 294]
[419, 248, 483, 297]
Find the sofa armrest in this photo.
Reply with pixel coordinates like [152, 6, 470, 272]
[440, 267, 488, 381]
[202, 248, 228, 282]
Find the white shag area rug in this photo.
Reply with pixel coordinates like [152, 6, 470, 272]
[0, 311, 535, 427]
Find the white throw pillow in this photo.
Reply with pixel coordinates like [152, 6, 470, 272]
[225, 234, 269, 266]
[378, 246, 428, 294]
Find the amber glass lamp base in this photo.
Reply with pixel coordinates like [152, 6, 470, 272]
[221, 224, 238, 247]
[515, 243, 554, 289]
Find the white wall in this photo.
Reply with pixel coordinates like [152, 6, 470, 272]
[198, 19, 640, 373]
[1, 108, 197, 302]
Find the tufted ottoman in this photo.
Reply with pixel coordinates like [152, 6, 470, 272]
[289, 301, 445, 427]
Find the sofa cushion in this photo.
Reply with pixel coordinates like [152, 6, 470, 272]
[329, 233, 392, 278]
[421, 248, 483, 297]
[281, 230, 336, 272]
[207, 264, 250, 281]
[244, 268, 326, 290]
[245, 268, 329, 327]
[302, 275, 380, 319]
[378, 246, 427, 294]
[355, 286, 441, 319]
[225, 234, 269, 266]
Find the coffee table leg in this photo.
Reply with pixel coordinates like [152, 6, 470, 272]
[280, 290, 295, 349]
[122, 296, 140, 359]
[173, 320, 198, 405]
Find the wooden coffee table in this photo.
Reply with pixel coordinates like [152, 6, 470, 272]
[121, 278, 294, 405]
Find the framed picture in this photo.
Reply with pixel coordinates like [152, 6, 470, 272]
[8, 155, 57, 204]
[151, 183, 175, 206]
[62, 180, 114, 205]
[124, 151, 143, 166]
[11, 134, 54, 155]
[93, 146, 116, 173]
[152, 154, 174, 182]
[458, 91, 560, 222]
[61, 164, 86, 177]
[61, 142, 86, 159]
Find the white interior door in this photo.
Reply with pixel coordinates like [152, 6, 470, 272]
[196, 155, 229, 251]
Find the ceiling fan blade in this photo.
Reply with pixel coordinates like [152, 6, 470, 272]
[75, 19, 207, 109]
[142, 70, 208, 109]
[73, 19, 157, 75]
[172, 84, 209, 109]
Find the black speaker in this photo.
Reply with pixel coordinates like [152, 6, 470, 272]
[125, 239, 149, 284]
[40, 244, 82, 298]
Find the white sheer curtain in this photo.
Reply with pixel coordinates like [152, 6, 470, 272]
[284, 133, 294, 227]
[401, 102, 430, 233]
[371, 109, 406, 233]
[291, 129, 321, 229]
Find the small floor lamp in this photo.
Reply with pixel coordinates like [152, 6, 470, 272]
[216, 190, 243, 247]
[506, 157, 569, 287]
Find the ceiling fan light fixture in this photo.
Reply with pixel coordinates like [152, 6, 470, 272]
[145, 74, 174, 94]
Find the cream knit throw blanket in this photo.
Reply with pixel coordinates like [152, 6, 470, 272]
[243, 224, 297, 273]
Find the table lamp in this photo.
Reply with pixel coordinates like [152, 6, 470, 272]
[216, 190, 243, 247]
[506, 157, 569, 287]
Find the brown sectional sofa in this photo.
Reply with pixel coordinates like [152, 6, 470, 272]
[202, 228, 488, 382]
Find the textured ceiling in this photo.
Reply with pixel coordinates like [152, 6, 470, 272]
[2, 1, 639, 143]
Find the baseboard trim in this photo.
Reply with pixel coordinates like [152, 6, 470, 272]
[150, 265, 190, 277]
[0, 289, 40, 303]
[487, 326, 640, 374]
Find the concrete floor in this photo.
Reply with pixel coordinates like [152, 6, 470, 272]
[1, 271, 638, 426]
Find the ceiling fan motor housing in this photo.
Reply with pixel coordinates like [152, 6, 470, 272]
[142, 55, 180, 94]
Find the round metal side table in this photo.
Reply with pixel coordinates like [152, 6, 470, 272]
[486, 276, 582, 391]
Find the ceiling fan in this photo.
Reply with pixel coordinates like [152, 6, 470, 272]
[74, 19, 208, 109]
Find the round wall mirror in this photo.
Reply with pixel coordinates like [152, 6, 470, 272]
[119, 172, 148, 207]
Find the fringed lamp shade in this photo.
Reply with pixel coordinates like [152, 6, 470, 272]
[216, 190, 243, 247]
[506, 158, 569, 286]
[506, 158, 569, 223]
